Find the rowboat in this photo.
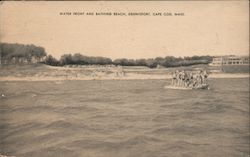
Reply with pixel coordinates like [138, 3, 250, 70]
[164, 84, 209, 90]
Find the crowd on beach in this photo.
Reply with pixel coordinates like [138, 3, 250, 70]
[171, 70, 208, 88]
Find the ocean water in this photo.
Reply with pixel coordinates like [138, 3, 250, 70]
[0, 78, 249, 157]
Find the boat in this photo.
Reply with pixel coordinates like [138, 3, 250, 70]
[164, 84, 209, 90]
[168, 69, 210, 90]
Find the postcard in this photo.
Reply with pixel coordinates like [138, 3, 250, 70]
[0, 1, 249, 157]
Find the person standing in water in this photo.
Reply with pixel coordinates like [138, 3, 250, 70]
[183, 71, 188, 87]
[172, 71, 177, 86]
[177, 70, 181, 86]
[202, 70, 208, 84]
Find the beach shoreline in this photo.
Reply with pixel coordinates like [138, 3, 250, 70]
[0, 73, 248, 82]
[0, 64, 249, 82]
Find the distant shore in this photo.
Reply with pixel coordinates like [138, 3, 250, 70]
[0, 64, 249, 82]
[0, 73, 248, 82]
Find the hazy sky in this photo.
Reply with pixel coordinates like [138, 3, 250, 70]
[0, 1, 249, 59]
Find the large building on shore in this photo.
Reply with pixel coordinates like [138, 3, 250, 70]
[211, 55, 249, 66]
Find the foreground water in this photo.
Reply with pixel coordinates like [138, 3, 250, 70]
[0, 78, 249, 157]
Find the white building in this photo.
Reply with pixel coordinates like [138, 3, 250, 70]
[211, 55, 249, 66]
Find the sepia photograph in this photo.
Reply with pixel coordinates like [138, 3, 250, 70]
[0, 1, 249, 157]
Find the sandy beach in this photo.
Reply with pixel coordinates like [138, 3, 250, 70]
[0, 64, 248, 82]
[0, 73, 249, 82]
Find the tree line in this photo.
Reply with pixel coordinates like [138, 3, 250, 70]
[44, 53, 213, 68]
[0, 43, 47, 64]
[0, 42, 213, 68]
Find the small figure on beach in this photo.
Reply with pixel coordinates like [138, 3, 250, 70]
[115, 66, 125, 77]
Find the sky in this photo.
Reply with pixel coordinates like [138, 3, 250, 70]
[0, 1, 249, 59]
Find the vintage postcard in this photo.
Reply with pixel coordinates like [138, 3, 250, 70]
[0, 1, 249, 157]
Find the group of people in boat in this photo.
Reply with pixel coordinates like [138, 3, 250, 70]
[171, 70, 208, 88]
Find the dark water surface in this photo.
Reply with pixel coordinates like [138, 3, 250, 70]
[0, 78, 249, 157]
